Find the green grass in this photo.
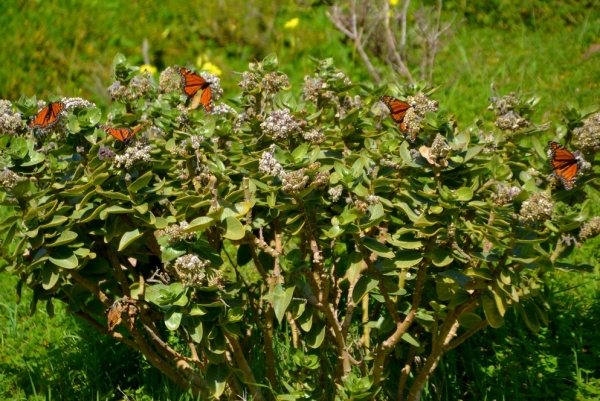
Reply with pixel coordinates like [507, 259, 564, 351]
[0, 274, 200, 400]
[1, 0, 600, 399]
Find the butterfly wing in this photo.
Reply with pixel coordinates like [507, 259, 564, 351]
[102, 122, 149, 145]
[554, 162, 579, 190]
[29, 101, 65, 129]
[548, 141, 579, 190]
[102, 126, 132, 142]
[178, 68, 212, 111]
[381, 95, 410, 126]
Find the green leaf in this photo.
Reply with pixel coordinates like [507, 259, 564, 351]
[46, 230, 78, 247]
[361, 237, 394, 258]
[401, 332, 420, 347]
[352, 275, 379, 305]
[270, 284, 295, 324]
[188, 316, 203, 343]
[345, 251, 363, 283]
[182, 216, 215, 233]
[454, 187, 473, 201]
[428, 249, 454, 267]
[164, 308, 182, 331]
[128, 171, 154, 193]
[222, 216, 245, 240]
[206, 363, 230, 397]
[305, 321, 326, 348]
[42, 262, 60, 290]
[482, 292, 503, 328]
[516, 301, 540, 332]
[391, 250, 423, 268]
[438, 270, 471, 288]
[458, 312, 482, 328]
[48, 247, 79, 269]
[118, 229, 144, 251]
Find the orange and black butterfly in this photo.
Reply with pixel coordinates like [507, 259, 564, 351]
[29, 101, 65, 130]
[101, 122, 150, 145]
[177, 67, 212, 112]
[548, 141, 581, 190]
[381, 95, 410, 133]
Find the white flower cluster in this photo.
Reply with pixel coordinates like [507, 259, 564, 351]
[159, 67, 182, 94]
[260, 109, 300, 141]
[488, 92, 531, 132]
[211, 103, 238, 117]
[62, 97, 96, 110]
[302, 75, 327, 103]
[167, 253, 211, 288]
[0, 168, 24, 190]
[0, 100, 23, 136]
[175, 104, 189, 125]
[107, 73, 152, 102]
[366, 195, 380, 205]
[519, 192, 554, 223]
[158, 221, 195, 243]
[113, 139, 152, 169]
[281, 169, 309, 195]
[580, 216, 600, 242]
[261, 72, 290, 95]
[311, 171, 330, 190]
[302, 128, 325, 144]
[328, 185, 343, 202]
[574, 112, 600, 154]
[258, 145, 283, 176]
[238, 71, 259, 93]
[491, 184, 521, 206]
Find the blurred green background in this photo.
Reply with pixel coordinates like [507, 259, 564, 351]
[1, 0, 600, 399]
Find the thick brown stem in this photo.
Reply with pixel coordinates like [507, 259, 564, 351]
[69, 270, 112, 307]
[225, 333, 266, 401]
[372, 237, 436, 385]
[362, 295, 370, 350]
[444, 319, 489, 352]
[264, 303, 277, 388]
[398, 345, 416, 401]
[286, 311, 300, 348]
[107, 248, 131, 297]
[406, 294, 481, 401]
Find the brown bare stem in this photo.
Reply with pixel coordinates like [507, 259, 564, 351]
[326, 5, 381, 83]
[107, 247, 131, 297]
[397, 345, 416, 401]
[405, 294, 481, 401]
[444, 319, 489, 352]
[69, 270, 112, 307]
[225, 333, 266, 401]
[372, 237, 436, 385]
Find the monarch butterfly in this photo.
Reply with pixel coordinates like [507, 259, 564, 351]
[101, 122, 150, 145]
[548, 141, 581, 190]
[177, 67, 212, 112]
[381, 95, 410, 133]
[29, 101, 65, 129]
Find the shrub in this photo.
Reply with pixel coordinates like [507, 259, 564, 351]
[0, 53, 598, 400]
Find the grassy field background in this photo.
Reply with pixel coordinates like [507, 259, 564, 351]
[1, 0, 600, 399]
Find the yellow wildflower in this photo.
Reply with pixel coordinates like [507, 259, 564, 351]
[140, 64, 157, 75]
[201, 61, 222, 77]
[389, 0, 399, 5]
[284, 18, 299, 29]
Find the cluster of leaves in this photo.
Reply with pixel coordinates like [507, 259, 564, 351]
[0, 52, 598, 400]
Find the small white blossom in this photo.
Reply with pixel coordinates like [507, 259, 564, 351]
[259, 145, 283, 176]
[113, 139, 152, 169]
[328, 185, 343, 202]
[261, 109, 300, 141]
